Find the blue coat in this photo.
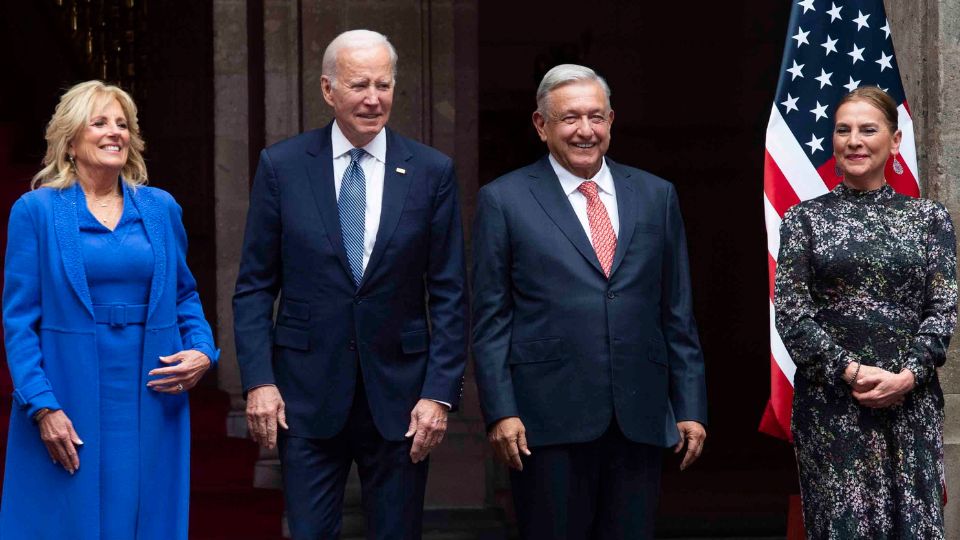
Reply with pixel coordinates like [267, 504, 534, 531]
[233, 124, 467, 440]
[472, 157, 708, 448]
[1, 183, 218, 540]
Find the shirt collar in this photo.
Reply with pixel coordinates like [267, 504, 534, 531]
[332, 120, 387, 163]
[548, 154, 613, 197]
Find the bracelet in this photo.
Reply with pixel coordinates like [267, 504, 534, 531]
[32, 408, 52, 424]
[845, 361, 861, 386]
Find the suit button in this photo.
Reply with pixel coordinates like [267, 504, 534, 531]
[354, 297, 363, 304]
[607, 292, 616, 299]
[348, 339, 357, 351]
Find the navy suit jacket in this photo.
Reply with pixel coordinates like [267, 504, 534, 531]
[233, 123, 467, 441]
[472, 156, 707, 448]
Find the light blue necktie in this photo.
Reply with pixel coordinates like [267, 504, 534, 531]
[339, 148, 367, 286]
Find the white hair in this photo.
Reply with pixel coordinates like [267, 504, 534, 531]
[321, 29, 398, 85]
[536, 64, 612, 115]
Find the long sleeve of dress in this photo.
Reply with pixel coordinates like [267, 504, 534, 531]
[902, 203, 957, 384]
[168, 197, 219, 365]
[774, 207, 855, 386]
[2, 198, 62, 418]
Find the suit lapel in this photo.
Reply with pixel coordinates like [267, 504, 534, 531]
[608, 159, 637, 277]
[305, 125, 354, 282]
[527, 157, 605, 277]
[53, 184, 94, 317]
[130, 184, 167, 321]
[360, 129, 413, 290]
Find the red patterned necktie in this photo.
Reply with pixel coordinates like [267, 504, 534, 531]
[577, 181, 617, 278]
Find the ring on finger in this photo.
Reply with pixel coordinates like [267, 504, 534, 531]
[176, 383, 184, 392]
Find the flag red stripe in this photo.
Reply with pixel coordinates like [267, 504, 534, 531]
[768, 253, 777, 300]
[815, 157, 842, 191]
[763, 151, 801, 217]
[884, 158, 920, 197]
[759, 355, 795, 442]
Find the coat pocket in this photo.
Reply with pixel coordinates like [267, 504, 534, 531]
[647, 337, 668, 366]
[400, 329, 429, 354]
[509, 337, 564, 365]
[280, 299, 311, 322]
[275, 325, 310, 351]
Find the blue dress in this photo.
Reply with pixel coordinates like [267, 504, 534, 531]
[77, 186, 153, 539]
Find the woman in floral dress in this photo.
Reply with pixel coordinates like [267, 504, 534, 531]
[775, 86, 957, 539]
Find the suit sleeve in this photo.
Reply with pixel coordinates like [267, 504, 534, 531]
[471, 185, 518, 427]
[168, 195, 219, 364]
[660, 185, 708, 424]
[420, 158, 469, 410]
[3, 198, 61, 418]
[233, 149, 283, 392]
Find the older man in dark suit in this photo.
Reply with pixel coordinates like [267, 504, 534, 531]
[472, 64, 708, 539]
[233, 29, 467, 540]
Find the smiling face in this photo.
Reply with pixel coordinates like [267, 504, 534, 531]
[533, 80, 614, 179]
[833, 99, 901, 189]
[321, 44, 395, 147]
[69, 97, 130, 180]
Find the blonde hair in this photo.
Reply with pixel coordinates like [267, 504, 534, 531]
[32, 80, 148, 189]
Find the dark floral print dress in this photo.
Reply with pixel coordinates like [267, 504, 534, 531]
[775, 183, 957, 539]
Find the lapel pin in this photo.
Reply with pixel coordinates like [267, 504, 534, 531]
[395, 167, 406, 175]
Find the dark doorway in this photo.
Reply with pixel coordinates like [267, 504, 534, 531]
[478, 2, 797, 535]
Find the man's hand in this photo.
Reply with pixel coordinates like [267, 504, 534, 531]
[405, 399, 449, 463]
[147, 350, 212, 393]
[852, 368, 914, 408]
[38, 410, 83, 474]
[488, 417, 531, 471]
[246, 385, 288, 450]
[674, 421, 706, 471]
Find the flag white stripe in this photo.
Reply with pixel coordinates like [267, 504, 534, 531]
[766, 106, 831, 201]
[898, 105, 919, 189]
[770, 301, 796, 383]
[764, 195, 782, 261]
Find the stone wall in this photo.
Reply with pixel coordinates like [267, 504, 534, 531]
[886, 0, 960, 536]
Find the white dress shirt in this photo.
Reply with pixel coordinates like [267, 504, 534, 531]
[332, 120, 387, 273]
[549, 154, 620, 238]
[331, 122, 450, 410]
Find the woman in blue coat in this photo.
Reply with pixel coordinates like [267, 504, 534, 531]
[1, 80, 218, 539]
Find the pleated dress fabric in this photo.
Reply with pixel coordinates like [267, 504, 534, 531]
[77, 186, 153, 539]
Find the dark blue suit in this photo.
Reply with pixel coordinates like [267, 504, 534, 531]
[233, 123, 467, 538]
[472, 156, 707, 538]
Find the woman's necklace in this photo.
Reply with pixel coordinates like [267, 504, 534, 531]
[93, 199, 121, 225]
[93, 193, 118, 208]
[83, 186, 122, 226]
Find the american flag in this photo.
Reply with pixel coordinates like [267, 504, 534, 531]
[759, 0, 919, 441]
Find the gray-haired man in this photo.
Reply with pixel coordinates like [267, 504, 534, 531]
[472, 64, 707, 539]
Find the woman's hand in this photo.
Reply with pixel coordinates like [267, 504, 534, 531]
[851, 368, 915, 408]
[844, 364, 885, 392]
[38, 410, 83, 474]
[147, 350, 211, 394]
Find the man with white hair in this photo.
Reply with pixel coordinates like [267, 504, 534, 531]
[234, 29, 467, 539]
[472, 64, 708, 539]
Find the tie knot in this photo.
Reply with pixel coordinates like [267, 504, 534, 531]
[348, 148, 366, 164]
[578, 181, 599, 199]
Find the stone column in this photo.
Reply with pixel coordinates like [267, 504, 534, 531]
[886, 0, 960, 537]
[212, 0, 249, 438]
